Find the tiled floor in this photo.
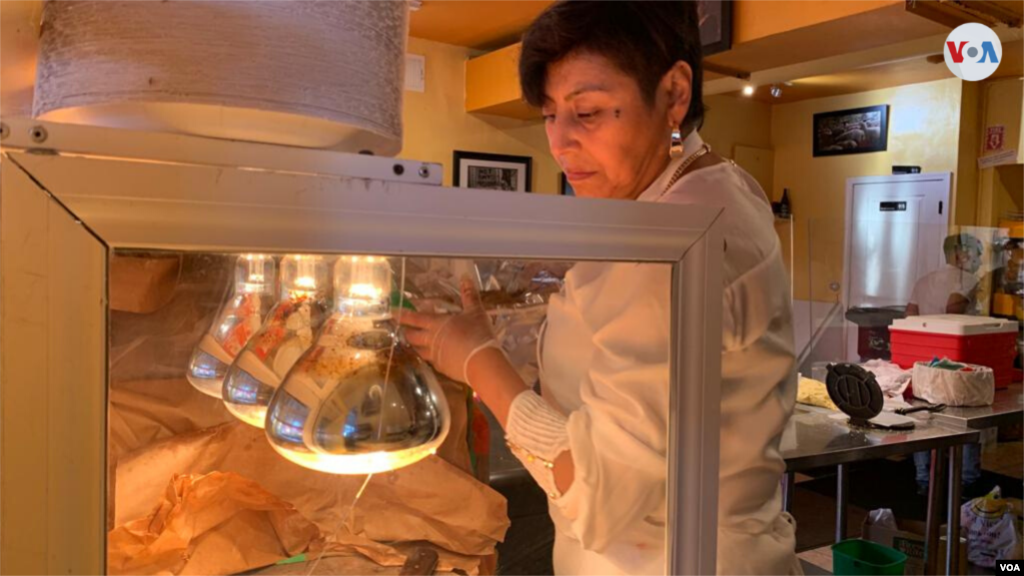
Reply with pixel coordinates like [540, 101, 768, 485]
[798, 547, 833, 573]
[982, 440, 1024, 479]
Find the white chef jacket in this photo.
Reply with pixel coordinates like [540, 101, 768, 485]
[534, 131, 799, 575]
[908, 265, 978, 315]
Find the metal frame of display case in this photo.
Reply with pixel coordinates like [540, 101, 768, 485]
[0, 117, 723, 575]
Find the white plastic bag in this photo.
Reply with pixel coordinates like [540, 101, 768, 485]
[867, 508, 898, 530]
[912, 361, 994, 406]
[961, 486, 1020, 567]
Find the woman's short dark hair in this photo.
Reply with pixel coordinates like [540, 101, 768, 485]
[519, 1, 705, 134]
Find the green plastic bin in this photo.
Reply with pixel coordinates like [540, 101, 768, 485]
[832, 539, 907, 575]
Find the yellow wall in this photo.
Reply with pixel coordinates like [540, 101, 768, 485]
[702, 94, 774, 162]
[976, 78, 1024, 226]
[954, 81, 982, 228]
[400, 37, 561, 194]
[402, 39, 777, 197]
[771, 77, 963, 301]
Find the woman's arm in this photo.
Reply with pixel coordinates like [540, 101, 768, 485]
[399, 277, 577, 494]
[403, 269, 671, 553]
[466, 347, 576, 494]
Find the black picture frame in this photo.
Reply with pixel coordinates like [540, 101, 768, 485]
[559, 173, 575, 197]
[699, 0, 733, 56]
[813, 105, 890, 157]
[453, 151, 533, 192]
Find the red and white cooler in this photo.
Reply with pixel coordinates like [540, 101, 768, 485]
[889, 315, 1020, 389]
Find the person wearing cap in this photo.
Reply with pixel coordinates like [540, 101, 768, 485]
[907, 233, 985, 496]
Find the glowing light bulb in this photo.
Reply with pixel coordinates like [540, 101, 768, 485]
[264, 256, 450, 475]
[743, 85, 755, 96]
[187, 254, 277, 398]
[334, 255, 391, 318]
[222, 255, 332, 428]
[349, 283, 383, 299]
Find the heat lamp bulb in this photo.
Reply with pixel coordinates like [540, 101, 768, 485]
[264, 255, 450, 475]
[222, 255, 332, 427]
[187, 254, 277, 398]
[335, 255, 391, 318]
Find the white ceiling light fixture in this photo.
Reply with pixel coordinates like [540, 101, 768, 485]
[742, 85, 755, 96]
[770, 84, 782, 98]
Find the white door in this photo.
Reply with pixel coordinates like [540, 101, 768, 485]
[842, 172, 952, 361]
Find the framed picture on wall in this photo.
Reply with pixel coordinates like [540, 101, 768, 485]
[813, 104, 890, 157]
[698, 0, 733, 56]
[453, 151, 533, 192]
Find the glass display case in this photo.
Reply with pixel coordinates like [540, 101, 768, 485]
[0, 118, 723, 575]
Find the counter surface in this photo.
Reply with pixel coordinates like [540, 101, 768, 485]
[781, 405, 980, 472]
[914, 383, 1023, 430]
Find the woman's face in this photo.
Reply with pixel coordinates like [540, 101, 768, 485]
[541, 51, 691, 200]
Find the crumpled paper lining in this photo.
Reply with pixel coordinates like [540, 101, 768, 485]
[107, 254, 508, 574]
[113, 422, 508, 575]
[108, 471, 320, 575]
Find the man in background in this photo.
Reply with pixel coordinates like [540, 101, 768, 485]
[907, 233, 984, 496]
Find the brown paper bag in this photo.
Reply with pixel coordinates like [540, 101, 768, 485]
[108, 471, 320, 575]
[110, 253, 183, 313]
[114, 422, 509, 574]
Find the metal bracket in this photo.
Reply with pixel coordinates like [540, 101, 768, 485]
[0, 117, 444, 186]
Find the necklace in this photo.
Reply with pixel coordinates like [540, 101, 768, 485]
[662, 143, 712, 196]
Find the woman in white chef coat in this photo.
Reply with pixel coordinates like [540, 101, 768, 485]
[400, 2, 800, 574]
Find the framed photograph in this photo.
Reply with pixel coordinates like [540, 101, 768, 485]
[453, 151, 532, 192]
[698, 0, 733, 56]
[813, 105, 890, 157]
[560, 173, 576, 197]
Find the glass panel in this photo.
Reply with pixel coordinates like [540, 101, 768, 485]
[107, 249, 671, 576]
[797, 217, 1020, 395]
[795, 216, 845, 376]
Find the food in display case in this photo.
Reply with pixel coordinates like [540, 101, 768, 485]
[265, 256, 450, 475]
[223, 255, 333, 427]
[188, 254, 277, 397]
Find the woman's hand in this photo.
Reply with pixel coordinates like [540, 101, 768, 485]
[399, 277, 499, 384]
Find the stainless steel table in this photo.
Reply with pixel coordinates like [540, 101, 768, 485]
[915, 383, 1023, 431]
[780, 406, 981, 576]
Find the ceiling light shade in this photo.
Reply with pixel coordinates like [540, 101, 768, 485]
[33, 1, 408, 154]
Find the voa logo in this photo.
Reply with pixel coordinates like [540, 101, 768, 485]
[944, 23, 1002, 81]
[998, 560, 1023, 573]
